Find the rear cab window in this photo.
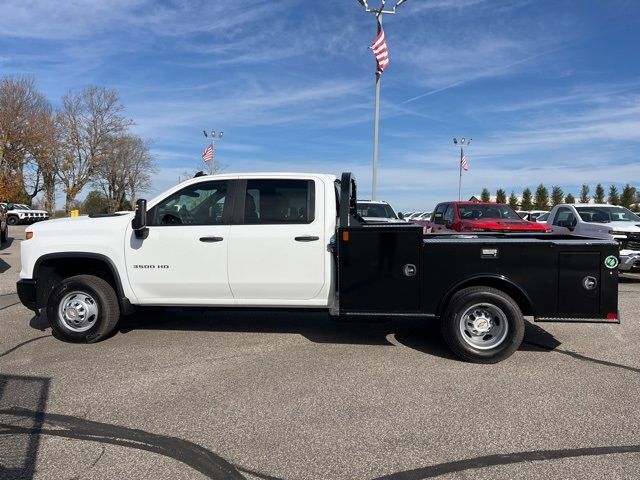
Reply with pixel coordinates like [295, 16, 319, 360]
[244, 179, 315, 224]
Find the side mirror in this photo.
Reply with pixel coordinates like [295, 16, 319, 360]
[398, 212, 404, 220]
[132, 199, 149, 239]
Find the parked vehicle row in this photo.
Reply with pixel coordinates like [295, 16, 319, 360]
[0, 203, 50, 225]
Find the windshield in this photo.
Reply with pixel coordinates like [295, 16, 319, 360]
[357, 202, 397, 219]
[458, 204, 522, 220]
[575, 206, 640, 223]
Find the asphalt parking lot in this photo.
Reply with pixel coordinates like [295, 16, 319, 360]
[1, 225, 639, 480]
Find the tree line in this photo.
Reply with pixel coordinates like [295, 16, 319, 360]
[0, 76, 156, 215]
[480, 183, 639, 211]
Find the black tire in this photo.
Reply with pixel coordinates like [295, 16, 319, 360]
[46, 275, 120, 343]
[7, 216, 18, 225]
[441, 286, 525, 364]
[0, 224, 6, 243]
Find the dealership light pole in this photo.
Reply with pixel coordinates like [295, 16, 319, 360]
[355, 0, 409, 199]
[203, 130, 224, 174]
[453, 137, 471, 201]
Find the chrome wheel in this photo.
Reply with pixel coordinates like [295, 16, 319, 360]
[58, 291, 99, 332]
[459, 303, 509, 350]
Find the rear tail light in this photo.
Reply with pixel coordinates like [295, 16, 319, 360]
[607, 312, 618, 321]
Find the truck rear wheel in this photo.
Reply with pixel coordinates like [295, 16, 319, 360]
[46, 275, 120, 343]
[7, 216, 18, 225]
[441, 286, 524, 364]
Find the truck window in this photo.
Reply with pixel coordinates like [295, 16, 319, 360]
[147, 181, 228, 226]
[443, 204, 455, 223]
[433, 204, 448, 224]
[553, 207, 576, 228]
[244, 179, 315, 224]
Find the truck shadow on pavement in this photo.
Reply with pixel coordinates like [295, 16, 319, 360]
[116, 309, 562, 363]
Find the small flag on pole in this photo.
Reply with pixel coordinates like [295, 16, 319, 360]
[202, 145, 213, 162]
[461, 153, 469, 171]
[370, 19, 389, 75]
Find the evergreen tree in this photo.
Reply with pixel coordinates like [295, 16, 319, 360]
[481, 188, 491, 202]
[534, 184, 550, 210]
[82, 190, 108, 215]
[565, 193, 576, 204]
[593, 184, 605, 203]
[521, 188, 533, 211]
[551, 185, 564, 206]
[496, 189, 507, 204]
[579, 184, 590, 204]
[608, 185, 620, 205]
[620, 184, 636, 208]
[508, 191, 519, 209]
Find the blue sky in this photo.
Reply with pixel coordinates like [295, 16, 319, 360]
[1, 0, 639, 211]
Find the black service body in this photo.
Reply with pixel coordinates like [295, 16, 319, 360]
[335, 173, 619, 323]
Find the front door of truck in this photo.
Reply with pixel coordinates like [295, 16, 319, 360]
[227, 178, 326, 301]
[125, 179, 234, 304]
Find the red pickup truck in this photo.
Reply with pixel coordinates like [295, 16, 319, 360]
[418, 201, 551, 233]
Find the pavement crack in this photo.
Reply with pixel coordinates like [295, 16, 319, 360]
[0, 408, 246, 480]
[0, 335, 51, 359]
[523, 340, 640, 374]
[370, 444, 640, 479]
[90, 445, 106, 468]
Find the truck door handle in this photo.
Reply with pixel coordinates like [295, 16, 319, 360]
[199, 236, 224, 242]
[295, 236, 319, 242]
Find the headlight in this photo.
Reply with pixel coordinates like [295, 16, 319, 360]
[609, 231, 628, 238]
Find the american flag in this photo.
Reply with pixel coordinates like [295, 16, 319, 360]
[461, 153, 469, 171]
[202, 145, 213, 162]
[370, 19, 389, 74]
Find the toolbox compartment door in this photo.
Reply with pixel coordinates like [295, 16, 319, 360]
[558, 252, 600, 315]
[337, 225, 422, 313]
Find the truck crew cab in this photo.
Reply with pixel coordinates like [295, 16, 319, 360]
[17, 172, 620, 363]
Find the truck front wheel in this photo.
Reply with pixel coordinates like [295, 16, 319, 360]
[46, 275, 120, 343]
[441, 287, 524, 364]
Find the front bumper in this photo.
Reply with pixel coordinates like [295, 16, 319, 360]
[17, 279, 38, 311]
[619, 251, 640, 272]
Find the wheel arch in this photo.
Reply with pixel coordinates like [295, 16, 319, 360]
[437, 274, 535, 317]
[33, 252, 133, 314]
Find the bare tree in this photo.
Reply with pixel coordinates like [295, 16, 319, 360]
[92, 134, 155, 212]
[56, 86, 132, 214]
[126, 137, 156, 208]
[0, 76, 54, 202]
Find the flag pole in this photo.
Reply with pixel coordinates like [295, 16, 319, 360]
[458, 146, 463, 201]
[372, 70, 381, 200]
[371, 11, 384, 200]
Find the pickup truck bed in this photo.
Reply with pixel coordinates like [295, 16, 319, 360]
[337, 224, 618, 321]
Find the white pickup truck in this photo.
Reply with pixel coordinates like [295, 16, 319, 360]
[547, 203, 640, 272]
[18, 172, 620, 363]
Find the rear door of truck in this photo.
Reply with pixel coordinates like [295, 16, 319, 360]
[227, 176, 326, 301]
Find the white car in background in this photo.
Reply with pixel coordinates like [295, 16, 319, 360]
[547, 204, 640, 271]
[1, 203, 50, 225]
[356, 200, 403, 223]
